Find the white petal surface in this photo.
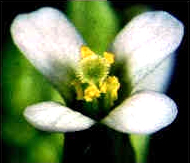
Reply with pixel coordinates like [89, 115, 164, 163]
[11, 7, 84, 99]
[132, 54, 176, 93]
[24, 102, 95, 132]
[112, 11, 184, 88]
[102, 91, 177, 134]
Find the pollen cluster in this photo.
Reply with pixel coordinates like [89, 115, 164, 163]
[73, 46, 120, 104]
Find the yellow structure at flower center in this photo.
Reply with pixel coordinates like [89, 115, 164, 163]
[84, 85, 100, 102]
[73, 46, 120, 104]
[100, 76, 120, 101]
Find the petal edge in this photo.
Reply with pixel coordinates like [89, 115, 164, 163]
[102, 91, 177, 134]
[24, 102, 95, 132]
[112, 11, 184, 88]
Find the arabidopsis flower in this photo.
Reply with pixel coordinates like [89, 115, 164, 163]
[11, 7, 183, 134]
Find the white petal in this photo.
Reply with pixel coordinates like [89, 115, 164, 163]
[11, 7, 84, 98]
[24, 102, 95, 132]
[102, 91, 177, 134]
[111, 11, 184, 88]
[132, 53, 176, 93]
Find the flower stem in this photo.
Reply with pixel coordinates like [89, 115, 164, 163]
[129, 134, 150, 163]
[63, 124, 135, 163]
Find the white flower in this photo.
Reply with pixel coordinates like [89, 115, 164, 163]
[11, 7, 184, 134]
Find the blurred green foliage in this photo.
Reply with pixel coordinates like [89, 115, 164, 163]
[124, 4, 150, 22]
[67, 1, 120, 54]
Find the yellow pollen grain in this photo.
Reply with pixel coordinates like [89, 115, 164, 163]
[103, 52, 115, 64]
[84, 85, 100, 102]
[81, 45, 96, 59]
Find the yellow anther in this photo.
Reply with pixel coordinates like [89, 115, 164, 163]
[100, 76, 120, 100]
[99, 81, 107, 93]
[81, 45, 96, 59]
[103, 52, 115, 64]
[84, 84, 100, 102]
[108, 76, 120, 100]
[107, 76, 120, 87]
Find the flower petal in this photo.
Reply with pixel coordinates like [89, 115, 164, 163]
[111, 11, 184, 88]
[24, 102, 95, 132]
[102, 91, 177, 134]
[11, 7, 85, 101]
[132, 53, 176, 93]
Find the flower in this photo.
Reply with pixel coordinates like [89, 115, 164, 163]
[11, 7, 184, 134]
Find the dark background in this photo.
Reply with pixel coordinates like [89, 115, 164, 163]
[1, 1, 189, 163]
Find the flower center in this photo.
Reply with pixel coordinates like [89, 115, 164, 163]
[79, 55, 109, 85]
[73, 46, 120, 106]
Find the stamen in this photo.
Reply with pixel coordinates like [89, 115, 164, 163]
[81, 45, 96, 59]
[71, 81, 83, 100]
[100, 76, 120, 101]
[103, 52, 115, 64]
[84, 84, 100, 102]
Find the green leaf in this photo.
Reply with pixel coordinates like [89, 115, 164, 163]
[67, 1, 119, 54]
